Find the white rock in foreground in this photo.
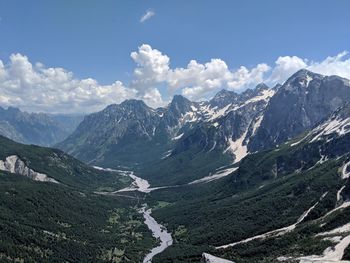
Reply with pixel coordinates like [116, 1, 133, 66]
[201, 253, 235, 263]
[0, 155, 58, 183]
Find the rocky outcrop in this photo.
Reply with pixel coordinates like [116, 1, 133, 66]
[249, 69, 350, 151]
[200, 253, 235, 263]
[0, 155, 58, 183]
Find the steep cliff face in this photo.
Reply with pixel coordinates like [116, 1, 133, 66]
[248, 69, 350, 151]
[57, 84, 275, 168]
[57, 70, 350, 185]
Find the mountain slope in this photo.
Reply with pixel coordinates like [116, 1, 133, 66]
[249, 69, 350, 151]
[56, 99, 167, 167]
[0, 106, 82, 146]
[0, 135, 157, 262]
[0, 169, 155, 263]
[0, 136, 130, 191]
[144, 102, 350, 262]
[57, 70, 350, 186]
[58, 84, 275, 185]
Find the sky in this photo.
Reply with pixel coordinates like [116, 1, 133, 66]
[0, 0, 350, 113]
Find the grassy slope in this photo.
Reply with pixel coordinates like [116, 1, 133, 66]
[0, 136, 131, 191]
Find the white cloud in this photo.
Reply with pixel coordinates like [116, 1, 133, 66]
[1, 44, 350, 113]
[266, 52, 350, 85]
[142, 88, 163, 108]
[227, 64, 270, 90]
[169, 59, 233, 92]
[0, 53, 137, 114]
[131, 44, 169, 90]
[175, 61, 270, 100]
[140, 10, 155, 23]
[308, 51, 350, 79]
[268, 56, 307, 84]
[130, 45, 271, 101]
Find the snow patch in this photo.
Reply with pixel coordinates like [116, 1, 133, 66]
[317, 223, 350, 237]
[337, 186, 346, 202]
[243, 89, 275, 105]
[251, 115, 264, 136]
[161, 150, 172, 159]
[173, 133, 184, 140]
[208, 104, 232, 121]
[342, 161, 350, 179]
[311, 117, 350, 143]
[224, 128, 249, 164]
[306, 75, 313, 87]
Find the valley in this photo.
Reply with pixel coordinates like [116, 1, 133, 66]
[1, 69, 350, 262]
[1, 2, 350, 262]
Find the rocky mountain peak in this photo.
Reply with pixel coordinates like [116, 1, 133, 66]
[255, 82, 270, 91]
[283, 69, 324, 90]
[170, 94, 192, 107]
[210, 89, 239, 108]
[120, 99, 150, 110]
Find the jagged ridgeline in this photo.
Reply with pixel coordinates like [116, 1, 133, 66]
[147, 103, 350, 262]
[2, 69, 350, 263]
[57, 69, 350, 186]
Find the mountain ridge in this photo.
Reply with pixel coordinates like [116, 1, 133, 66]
[0, 106, 83, 146]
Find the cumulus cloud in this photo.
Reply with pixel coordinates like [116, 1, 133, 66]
[267, 56, 307, 84]
[131, 44, 169, 90]
[174, 61, 270, 100]
[140, 10, 155, 23]
[308, 51, 350, 79]
[0, 53, 137, 114]
[142, 88, 163, 108]
[227, 64, 270, 90]
[130, 45, 271, 100]
[1, 44, 350, 113]
[266, 52, 350, 85]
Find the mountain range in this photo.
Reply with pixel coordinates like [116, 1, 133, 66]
[57, 69, 350, 185]
[2, 69, 350, 262]
[0, 106, 83, 146]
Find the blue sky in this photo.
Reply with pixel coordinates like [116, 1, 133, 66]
[0, 0, 349, 113]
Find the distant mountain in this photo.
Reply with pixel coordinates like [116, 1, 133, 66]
[57, 70, 350, 185]
[58, 83, 275, 185]
[0, 106, 83, 146]
[56, 99, 165, 167]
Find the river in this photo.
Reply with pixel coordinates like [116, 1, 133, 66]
[93, 166, 174, 262]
